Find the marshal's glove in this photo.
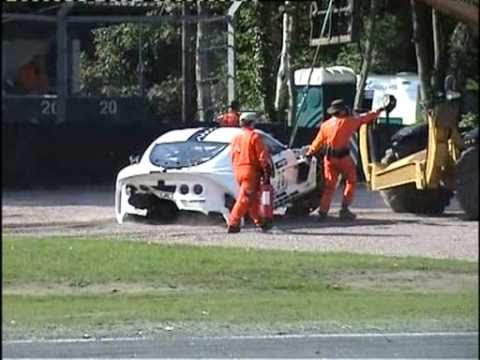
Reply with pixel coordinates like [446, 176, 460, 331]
[302, 145, 314, 160]
[262, 163, 273, 182]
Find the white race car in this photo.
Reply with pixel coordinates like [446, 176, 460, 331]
[115, 127, 321, 224]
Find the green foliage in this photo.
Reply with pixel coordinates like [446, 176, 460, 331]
[336, 43, 363, 73]
[146, 76, 182, 117]
[370, 13, 414, 74]
[448, 24, 479, 87]
[77, 1, 477, 121]
[235, 5, 261, 110]
[80, 22, 180, 97]
[466, 79, 479, 90]
[459, 112, 479, 129]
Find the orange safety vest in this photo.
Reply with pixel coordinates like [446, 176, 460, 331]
[219, 110, 240, 127]
[230, 128, 271, 171]
[16, 62, 49, 94]
[309, 110, 381, 154]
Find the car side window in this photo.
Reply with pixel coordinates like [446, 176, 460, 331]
[261, 134, 286, 155]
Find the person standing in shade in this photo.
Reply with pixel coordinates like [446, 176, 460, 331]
[218, 100, 241, 127]
[16, 54, 49, 95]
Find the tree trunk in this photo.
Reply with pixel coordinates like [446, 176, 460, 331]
[432, 9, 447, 95]
[196, 0, 205, 122]
[411, 0, 434, 109]
[274, 1, 293, 125]
[354, 0, 378, 110]
[414, 0, 478, 34]
[286, 10, 294, 127]
[274, 6, 288, 112]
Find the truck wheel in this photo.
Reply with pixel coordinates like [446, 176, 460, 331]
[381, 184, 453, 215]
[455, 146, 478, 220]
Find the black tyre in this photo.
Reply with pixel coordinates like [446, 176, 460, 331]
[381, 184, 453, 215]
[147, 200, 179, 222]
[455, 146, 478, 220]
[285, 200, 317, 216]
[286, 159, 324, 216]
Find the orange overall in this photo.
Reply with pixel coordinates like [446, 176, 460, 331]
[16, 62, 49, 94]
[228, 128, 271, 227]
[308, 110, 381, 213]
[219, 110, 240, 127]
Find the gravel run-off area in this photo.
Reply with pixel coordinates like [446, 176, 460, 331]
[2, 184, 478, 261]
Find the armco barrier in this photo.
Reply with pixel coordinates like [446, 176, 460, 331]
[2, 120, 396, 188]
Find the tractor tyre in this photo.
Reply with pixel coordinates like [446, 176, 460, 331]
[381, 184, 453, 215]
[455, 146, 478, 220]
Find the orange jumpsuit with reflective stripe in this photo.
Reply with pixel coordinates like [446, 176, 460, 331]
[219, 110, 240, 127]
[229, 128, 271, 227]
[308, 110, 381, 213]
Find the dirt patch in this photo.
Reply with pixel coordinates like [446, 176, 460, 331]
[4, 271, 477, 296]
[2, 282, 206, 296]
[331, 270, 478, 293]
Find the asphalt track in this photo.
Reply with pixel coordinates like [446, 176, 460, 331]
[3, 332, 478, 358]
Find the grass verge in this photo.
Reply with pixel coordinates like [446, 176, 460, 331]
[2, 235, 478, 335]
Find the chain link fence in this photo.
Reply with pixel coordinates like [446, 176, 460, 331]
[2, 8, 231, 186]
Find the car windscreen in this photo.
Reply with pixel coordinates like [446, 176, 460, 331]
[149, 141, 227, 169]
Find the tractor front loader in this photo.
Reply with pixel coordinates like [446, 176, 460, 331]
[358, 0, 479, 220]
[359, 93, 478, 219]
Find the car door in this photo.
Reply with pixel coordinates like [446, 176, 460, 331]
[260, 134, 298, 203]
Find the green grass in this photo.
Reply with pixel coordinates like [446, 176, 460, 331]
[2, 235, 478, 332]
[4, 291, 476, 328]
[3, 236, 477, 286]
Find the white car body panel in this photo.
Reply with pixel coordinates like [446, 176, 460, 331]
[115, 127, 318, 224]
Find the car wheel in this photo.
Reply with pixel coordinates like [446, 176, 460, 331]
[147, 200, 179, 223]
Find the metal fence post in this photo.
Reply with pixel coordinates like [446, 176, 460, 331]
[56, 4, 74, 125]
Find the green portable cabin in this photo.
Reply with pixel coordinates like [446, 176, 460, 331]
[291, 67, 357, 147]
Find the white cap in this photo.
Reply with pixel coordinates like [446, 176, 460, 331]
[239, 112, 257, 126]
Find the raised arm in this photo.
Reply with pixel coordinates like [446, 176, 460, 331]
[356, 109, 384, 126]
[356, 108, 383, 125]
[306, 127, 326, 156]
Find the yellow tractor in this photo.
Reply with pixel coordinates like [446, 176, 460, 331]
[359, 90, 478, 219]
[358, 0, 478, 220]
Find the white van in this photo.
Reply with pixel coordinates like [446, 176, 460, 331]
[362, 73, 421, 126]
